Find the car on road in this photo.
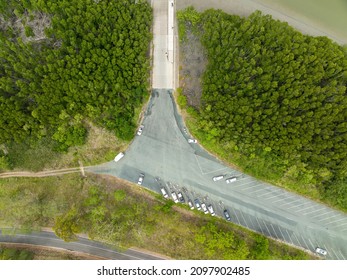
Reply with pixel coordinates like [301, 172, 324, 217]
[161, 188, 169, 199]
[225, 176, 237, 184]
[207, 204, 215, 216]
[137, 125, 144, 136]
[114, 152, 125, 162]
[177, 192, 185, 203]
[315, 247, 327, 256]
[188, 199, 194, 210]
[201, 203, 209, 214]
[223, 209, 231, 221]
[188, 138, 197, 143]
[137, 173, 145, 185]
[213, 175, 224, 181]
[171, 191, 179, 203]
[194, 199, 201, 210]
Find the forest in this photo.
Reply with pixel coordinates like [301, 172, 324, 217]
[0, 0, 152, 156]
[178, 8, 347, 211]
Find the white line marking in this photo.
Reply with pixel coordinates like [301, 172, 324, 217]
[324, 217, 347, 226]
[255, 217, 265, 235]
[319, 214, 341, 222]
[270, 224, 280, 240]
[295, 205, 317, 213]
[313, 210, 335, 219]
[239, 211, 250, 228]
[292, 233, 303, 247]
[285, 229, 295, 245]
[231, 208, 241, 225]
[308, 238, 316, 250]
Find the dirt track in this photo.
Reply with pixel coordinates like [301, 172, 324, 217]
[176, 0, 347, 45]
[0, 167, 82, 178]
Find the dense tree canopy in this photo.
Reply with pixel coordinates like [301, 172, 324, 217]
[0, 0, 152, 151]
[178, 8, 347, 209]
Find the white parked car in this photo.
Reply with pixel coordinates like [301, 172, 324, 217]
[226, 176, 237, 184]
[137, 173, 145, 185]
[315, 247, 327, 256]
[114, 152, 125, 162]
[213, 175, 224, 181]
[188, 199, 194, 210]
[194, 199, 201, 210]
[161, 188, 169, 199]
[201, 203, 209, 214]
[171, 192, 179, 203]
[188, 138, 197, 143]
[207, 204, 215, 216]
[137, 125, 144, 136]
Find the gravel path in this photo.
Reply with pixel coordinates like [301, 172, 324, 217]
[176, 0, 347, 45]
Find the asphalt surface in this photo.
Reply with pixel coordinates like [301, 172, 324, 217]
[0, 230, 165, 260]
[88, 0, 347, 260]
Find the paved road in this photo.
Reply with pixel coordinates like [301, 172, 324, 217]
[0, 230, 165, 260]
[89, 0, 347, 260]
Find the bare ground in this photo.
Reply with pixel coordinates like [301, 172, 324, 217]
[179, 28, 207, 108]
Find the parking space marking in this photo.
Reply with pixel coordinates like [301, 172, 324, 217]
[304, 208, 326, 216]
[285, 229, 295, 245]
[230, 208, 241, 226]
[239, 211, 250, 228]
[313, 210, 335, 219]
[262, 221, 272, 238]
[336, 250, 346, 260]
[238, 181, 262, 189]
[333, 221, 347, 228]
[270, 224, 280, 240]
[319, 213, 341, 222]
[292, 233, 303, 247]
[269, 196, 289, 204]
[287, 201, 312, 210]
[324, 217, 347, 226]
[301, 235, 310, 250]
[255, 217, 265, 235]
[277, 226, 287, 243]
[258, 191, 283, 199]
[248, 214, 258, 230]
[308, 238, 316, 251]
[295, 205, 317, 213]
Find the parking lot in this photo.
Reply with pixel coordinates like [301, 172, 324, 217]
[88, 89, 347, 260]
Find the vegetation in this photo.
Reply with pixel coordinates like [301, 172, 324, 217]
[0, 0, 152, 161]
[0, 245, 33, 260]
[0, 174, 312, 260]
[177, 7, 347, 211]
[0, 244, 95, 260]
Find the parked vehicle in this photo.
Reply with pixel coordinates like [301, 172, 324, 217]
[114, 152, 125, 162]
[171, 192, 179, 203]
[207, 204, 215, 216]
[213, 175, 224, 181]
[194, 199, 201, 210]
[177, 192, 185, 203]
[161, 188, 169, 199]
[137, 173, 145, 185]
[188, 199, 194, 210]
[223, 209, 231, 221]
[315, 247, 327, 256]
[137, 125, 144, 136]
[226, 176, 237, 184]
[201, 203, 209, 214]
[188, 138, 197, 143]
